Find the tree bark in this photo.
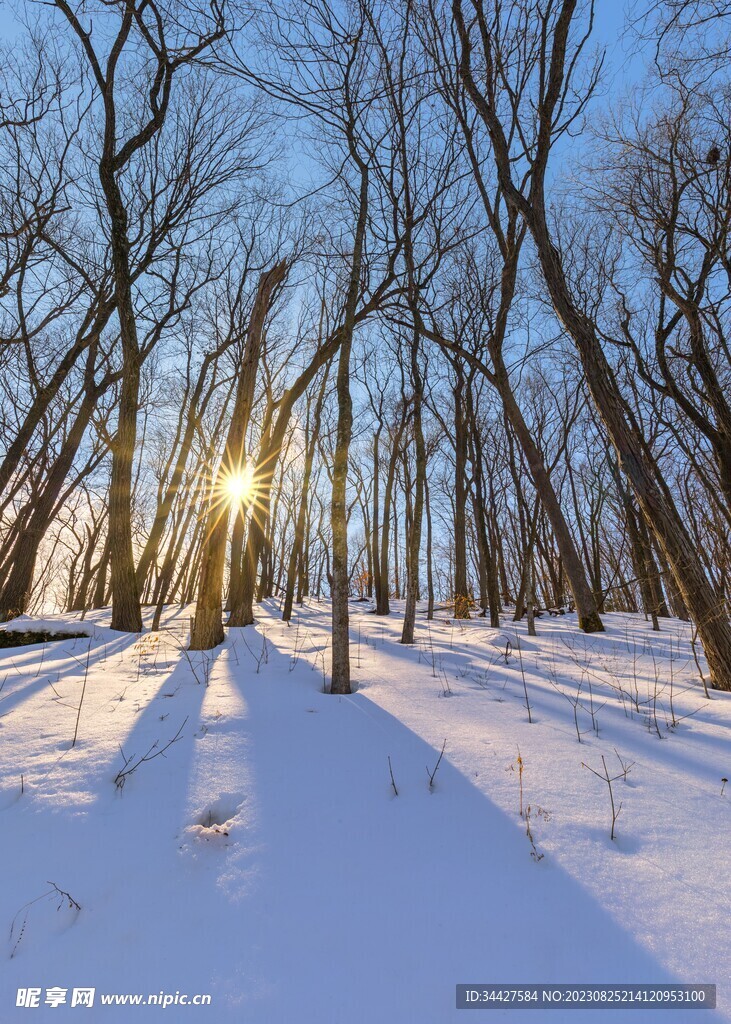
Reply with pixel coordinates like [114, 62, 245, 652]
[376, 416, 405, 615]
[330, 153, 369, 694]
[453, 0, 731, 687]
[283, 372, 328, 622]
[401, 330, 426, 644]
[102, 158, 144, 634]
[0, 396, 96, 620]
[453, 363, 471, 618]
[190, 261, 289, 649]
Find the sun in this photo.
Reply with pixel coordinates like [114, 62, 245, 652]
[220, 464, 255, 506]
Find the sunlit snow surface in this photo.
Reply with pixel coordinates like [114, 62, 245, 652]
[1, 601, 728, 1022]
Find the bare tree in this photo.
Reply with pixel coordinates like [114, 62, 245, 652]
[55, 0, 227, 632]
[190, 259, 289, 650]
[450, 0, 731, 689]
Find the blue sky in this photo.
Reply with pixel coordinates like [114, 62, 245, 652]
[593, 1, 648, 87]
[1, 1, 640, 77]
[0, 0, 21, 39]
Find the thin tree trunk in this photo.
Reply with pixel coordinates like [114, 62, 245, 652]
[371, 427, 382, 609]
[283, 372, 328, 622]
[0, 396, 96, 620]
[330, 154, 369, 695]
[401, 330, 426, 644]
[424, 475, 435, 620]
[454, 0, 731, 687]
[453, 364, 471, 618]
[376, 417, 405, 615]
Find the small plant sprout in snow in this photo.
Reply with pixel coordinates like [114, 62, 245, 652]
[524, 806, 544, 862]
[388, 755, 398, 797]
[426, 739, 446, 790]
[509, 747, 525, 818]
[241, 632, 268, 675]
[508, 749, 546, 861]
[70, 641, 93, 749]
[582, 754, 632, 842]
[514, 634, 533, 723]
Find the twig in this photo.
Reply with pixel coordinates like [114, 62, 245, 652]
[426, 739, 447, 789]
[514, 747, 524, 817]
[582, 754, 627, 840]
[10, 882, 81, 958]
[613, 748, 636, 780]
[388, 755, 398, 796]
[114, 716, 188, 789]
[524, 806, 544, 862]
[71, 642, 92, 749]
[514, 634, 532, 723]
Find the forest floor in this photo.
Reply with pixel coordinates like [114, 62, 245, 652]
[0, 600, 729, 1022]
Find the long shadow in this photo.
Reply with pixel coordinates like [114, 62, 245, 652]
[221, 632, 724, 1024]
[2, 638, 219, 1020]
[87, 649, 211, 801]
[0, 632, 133, 721]
[0, 631, 208, 802]
[351, 613, 730, 781]
[4, 613, 723, 1023]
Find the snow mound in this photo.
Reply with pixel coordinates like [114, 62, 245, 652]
[187, 792, 246, 841]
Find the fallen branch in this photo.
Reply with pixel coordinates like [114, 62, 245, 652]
[9, 882, 81, 959]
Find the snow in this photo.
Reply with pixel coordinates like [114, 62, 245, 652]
[1, 616, 95, 636]
[0, 601, 728, 1021]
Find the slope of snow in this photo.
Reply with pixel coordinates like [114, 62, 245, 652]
[0, 601, 728, 1022]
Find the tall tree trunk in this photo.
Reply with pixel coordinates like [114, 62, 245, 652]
[227, 508, 247, 613]
[103, 161, 143, 633]
[514, 496, 540, 623]
[190, 261, 289, 649]
[526, 561, 537, 636]
[136, 340, 235, 592]
[392, 501, 400, 600]
[330, 157, 369, 695]
[283, 372, 328, 622]
[470, 402, 501, 627]
[0, 397, 96, 620]
[424, 475, 435, 620]
[70, 513, 108, 611]
[401, 331, 426, 644]
[495, 358, 603, 631]
[371, 427, 382, 609]
[91, 538, 111, 610]
[376, 417, 405, 615]
[453, 364, 471, 618]
[636, 512, 670, 618]
[229, 298, 367, 627]
[454, 0, 731, 687]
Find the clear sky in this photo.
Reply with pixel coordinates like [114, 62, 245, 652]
[593, 1, 649, 88]
[0, 0, 22, 39]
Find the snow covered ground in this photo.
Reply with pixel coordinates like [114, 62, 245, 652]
[0, 601, 728, 1022]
